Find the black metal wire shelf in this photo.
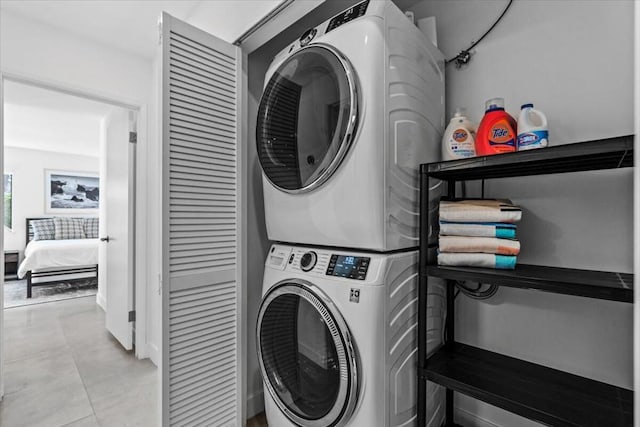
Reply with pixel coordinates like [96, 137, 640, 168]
[421, 134, 633, 181]
[424, 343, 633, 427]
[417, 134, 635, 426]
[425, 264, 633, 303]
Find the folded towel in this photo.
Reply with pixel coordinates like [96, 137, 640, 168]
[439, 236, 520, 255]
[439, 199, 522, 223]
[438, 252, 517, 269]
[439, 221, 517, 239]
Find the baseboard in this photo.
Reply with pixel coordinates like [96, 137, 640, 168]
[246, 390, 264, 419]
[455, 407, 501, 427]
[96, 292, 106, 311]
[147, 341, 160, 367]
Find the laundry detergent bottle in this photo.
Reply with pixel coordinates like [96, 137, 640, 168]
[517, 103, 548, 150]
[475, 98, 517, 156]
[442, 108, 477, 160]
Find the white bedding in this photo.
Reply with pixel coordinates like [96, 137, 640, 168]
[18, 239, 99, 279]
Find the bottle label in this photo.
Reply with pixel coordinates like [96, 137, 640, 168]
[453, 129, 468, 142]
[449, 128, 475, 158]
[488, 120, 516, 152]
[518, 130, 549, 149]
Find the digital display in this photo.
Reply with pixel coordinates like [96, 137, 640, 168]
[326, 0, 369, 33]
[333, 256, 357, 276]
[326, 254, 370, 280]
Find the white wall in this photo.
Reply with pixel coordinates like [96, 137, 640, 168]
[0, 10, 151, 106]
[1, 9, 159, 363]
[184, 0, 280, 43]
[3, 146, 99, 255]
[409, 1, 634, 426]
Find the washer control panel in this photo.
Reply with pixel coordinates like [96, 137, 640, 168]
[326, 254, 370, 280]
[326, 0, 370, 33]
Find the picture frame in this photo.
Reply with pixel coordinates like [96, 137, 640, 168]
[45, 170, 100, 214]
[4, 173, 12, 230]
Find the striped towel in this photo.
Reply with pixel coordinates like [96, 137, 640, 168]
[439, 221, 516, 239]
[439, 199, 522, 223]
[439, 236, 520, 255]
[438, 252, 517, 269]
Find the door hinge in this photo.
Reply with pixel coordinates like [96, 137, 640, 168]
[128, 310, 136, 322]
[129, 131, 137, 143]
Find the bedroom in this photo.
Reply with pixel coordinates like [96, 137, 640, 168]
[3, 80, 105, 307]
[1, 79, 157, 425]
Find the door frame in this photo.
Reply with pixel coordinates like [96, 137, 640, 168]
[0, 70, 148, 398]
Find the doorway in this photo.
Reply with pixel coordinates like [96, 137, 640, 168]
[3, 80, 110, 309]
[0, 74, 155, 425]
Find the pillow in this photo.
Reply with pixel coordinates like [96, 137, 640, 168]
[31, 219, 56, 241]
[54, 217, 86, 240]
[83, 217, 99, 239]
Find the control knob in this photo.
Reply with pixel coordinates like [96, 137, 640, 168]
[299, 28, 317, 47]
[300, 251, 317, 272]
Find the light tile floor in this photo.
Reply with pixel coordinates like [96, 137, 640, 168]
[0, 296, 158, 427]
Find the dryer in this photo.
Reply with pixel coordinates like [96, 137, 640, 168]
[256, 0, 445, 252]
[256, 244, 445, 427]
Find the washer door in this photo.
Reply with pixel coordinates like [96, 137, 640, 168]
[257, 280, 359, 427]
[256, 44, 359, 193]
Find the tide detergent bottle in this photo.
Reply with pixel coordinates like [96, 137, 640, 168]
[442, 108, 476, 160]
[475, 98, 517, 156]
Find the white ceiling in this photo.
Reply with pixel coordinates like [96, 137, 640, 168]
[0, 0, 201, 60]
[0, 0, 281, 60]
[3, 80, 117, 157]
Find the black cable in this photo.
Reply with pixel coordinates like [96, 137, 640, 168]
[445, 0, 514, 69]
[455, 281, 499, 300]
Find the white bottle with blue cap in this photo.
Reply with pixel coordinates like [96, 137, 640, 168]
[441, 107, 477, 160]
[517, 103, 549, 150]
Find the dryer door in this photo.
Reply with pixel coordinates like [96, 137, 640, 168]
[256, 44, 359, 193]
[257, 280, 359, 427]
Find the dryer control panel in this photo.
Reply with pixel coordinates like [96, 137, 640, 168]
[326, 254, 370, 280]
[326, 0, 370, 33]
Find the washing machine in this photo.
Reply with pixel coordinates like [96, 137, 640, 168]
[256, 244, 445, 427]
[256, 0, 445, 252]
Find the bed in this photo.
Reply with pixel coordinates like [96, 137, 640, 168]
[19, 217, 99, 298]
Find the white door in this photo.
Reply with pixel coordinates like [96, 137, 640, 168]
[100, 108, 135, 350]
[160, 12, 243, 426]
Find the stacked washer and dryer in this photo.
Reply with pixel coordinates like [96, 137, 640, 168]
[255, 1, 446, 426]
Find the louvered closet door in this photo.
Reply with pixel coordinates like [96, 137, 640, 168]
[161, 13, 243, 427]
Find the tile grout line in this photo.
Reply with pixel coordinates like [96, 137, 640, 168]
[60, 302, 102, 427]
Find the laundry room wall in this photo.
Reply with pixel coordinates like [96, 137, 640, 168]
[408, 1, 634, 426]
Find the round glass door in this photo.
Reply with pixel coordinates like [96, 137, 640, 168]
[257, 281, 359, 427]
[256, 44, 359, 193]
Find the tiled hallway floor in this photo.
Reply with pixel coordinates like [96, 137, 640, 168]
[0, 296, 157, 427]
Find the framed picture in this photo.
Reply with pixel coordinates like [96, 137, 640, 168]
[45, 170, 99, 213]
[4, 173, 12, 230]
